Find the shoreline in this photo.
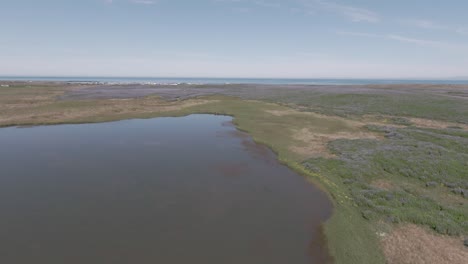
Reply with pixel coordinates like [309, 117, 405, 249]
[2, 78, 468, 86]
[1, 82, 467, 263]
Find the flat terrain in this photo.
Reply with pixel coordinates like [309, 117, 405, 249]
[1, 81, 467, 263]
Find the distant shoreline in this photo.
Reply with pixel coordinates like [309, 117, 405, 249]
[1, 76, 468, 85]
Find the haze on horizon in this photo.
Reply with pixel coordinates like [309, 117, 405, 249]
[1, 0, 468, 79]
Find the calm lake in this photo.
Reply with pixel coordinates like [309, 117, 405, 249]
[0, 115, 332, 264]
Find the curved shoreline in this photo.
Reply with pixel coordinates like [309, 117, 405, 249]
[2, 82, 467, 263]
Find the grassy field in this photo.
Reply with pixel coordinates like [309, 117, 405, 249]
[255, 85, 468, 124]
[1, 83, 467, 263]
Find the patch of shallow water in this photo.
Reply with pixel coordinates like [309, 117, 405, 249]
[0, 114, 332, 264]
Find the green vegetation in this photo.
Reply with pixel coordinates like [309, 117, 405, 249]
[1, 84, 467, 263]
[304, 125, 468, 236]
[184, 98, 388, 263]
[265, 92, 468, 124]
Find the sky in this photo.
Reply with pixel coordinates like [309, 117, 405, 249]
[1, 0, 468, 78]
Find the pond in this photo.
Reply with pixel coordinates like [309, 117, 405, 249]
[0, 114, 332, 264]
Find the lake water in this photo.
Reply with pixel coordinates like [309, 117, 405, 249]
[0, 115, 332, 264]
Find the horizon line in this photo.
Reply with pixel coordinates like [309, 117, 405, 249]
[1, 75, 468, 81]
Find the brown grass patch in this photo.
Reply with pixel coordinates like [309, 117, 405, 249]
[408, 117, 468, 130]
[381, 224, 468, 264]
[0, 98, 216, 126]
[265, 109, 298, 117]
[291, 128, 380, 158]
[266, 109, 367, 126]
[362, 114, 468, 130]
[265, 109, 382, 158]
[371, 179, 395, 190]
[290, 144, 335, 158]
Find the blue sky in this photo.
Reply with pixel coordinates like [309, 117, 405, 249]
[1, 0, 467, 78]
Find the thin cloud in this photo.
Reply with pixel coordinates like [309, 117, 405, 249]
[213, 0, 243, 2]
[401, 19, 444, 30]
[456, 28, 468, 35]
[232, 7, 252, 13]
[401, 18, 468, 36]
[338, 31, 467, 51]
[214, 0, 378, 21]
[336, 31, 380, 38]
[104, 0, 157, 5]
[213, 0, 281, 9]
[253, 1, 281, 8]
[386, 34, 446, 47]
[313, 0, 380, 23]
[131, 0, 156, 4]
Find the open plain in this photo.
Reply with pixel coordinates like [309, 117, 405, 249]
[1, 81, 467, 263]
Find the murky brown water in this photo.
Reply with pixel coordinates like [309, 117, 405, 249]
[0, 115, 332, 264]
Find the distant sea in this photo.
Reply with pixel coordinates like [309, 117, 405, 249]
[1, 76, 468, 85]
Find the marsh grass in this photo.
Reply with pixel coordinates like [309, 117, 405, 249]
[266, 92, 468, 124]
[0, 91, 388, 263]
[303, 125, 468, 238]
[2, 84, 468, 263]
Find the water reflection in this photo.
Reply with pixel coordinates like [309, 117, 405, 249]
[0, 115, 332, 264]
